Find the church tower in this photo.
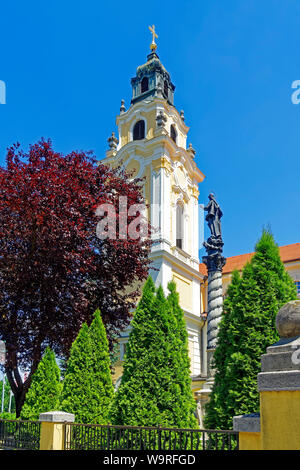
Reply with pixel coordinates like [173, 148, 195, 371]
[103, 28, 207, 397]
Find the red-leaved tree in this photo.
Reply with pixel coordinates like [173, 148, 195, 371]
[0, 139, 152, 416]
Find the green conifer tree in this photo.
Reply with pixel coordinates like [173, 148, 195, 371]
[204, 230, 297, 430]
[88, 309, 115, 424]
[109, 277, 197, 427]
[21, 347, 61, 420]
[166, 281, 198, 428]
[60, 310, 114, 424]
[60, 322, 93, 423]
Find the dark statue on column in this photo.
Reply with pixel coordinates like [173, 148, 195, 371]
[204, 193, 223, 239]
[202, 193, 226, 273]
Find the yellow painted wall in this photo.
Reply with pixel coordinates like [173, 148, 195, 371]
[238, 432, 261, 451]
[191, 379, 206, 397]
[260, 390, 300, 450]
[119, 109, 157, 147]
[200, 282, 207, 314]
[172, 272, 193, 312]
[40, 422, 65, 450]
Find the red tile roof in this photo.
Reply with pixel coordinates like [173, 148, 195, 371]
[199, 243, 300, 276]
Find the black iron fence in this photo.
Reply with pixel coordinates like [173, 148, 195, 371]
[64, 423, 239, 451]
[0, 418, 41, 450]
[0, 418, 239, 451]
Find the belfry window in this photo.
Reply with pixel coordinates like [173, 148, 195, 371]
[141, 77, 149, 93]
[133, 120, 145, 140]
[170, 124, 177, 144]
[164, 80, 168, 99]
[176, 203, 184, 249]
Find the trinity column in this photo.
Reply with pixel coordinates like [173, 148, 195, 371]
[196, 194, 226, 424]
[202, 193, 226, 359]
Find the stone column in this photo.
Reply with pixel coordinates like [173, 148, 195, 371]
[195, 238, 226, 422]
[206, 269, 224, 350]
[202, 238, 226, 380]
[197, 194, 226, 419]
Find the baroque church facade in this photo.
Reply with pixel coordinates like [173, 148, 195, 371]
[102, 32, 210, 420]
[101, 30, 300, 426]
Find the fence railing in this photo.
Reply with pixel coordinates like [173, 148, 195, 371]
[64, 423, 239, 451]
[0, 419, 41, 450]
[0, 418, 239, 451]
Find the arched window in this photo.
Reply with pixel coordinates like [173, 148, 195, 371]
[176, 203, 184, 249]
[133, 120, 145, 140]
[164, 80, 168, 99]
[141, 77, 149, 93]
[170, 124, 177, 144]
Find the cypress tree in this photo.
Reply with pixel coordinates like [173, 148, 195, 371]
[204, 230, 297, 430]
[60, 310, 114, 424]
[88, 309, 114, 424]
[60, 322, 93, 423]
[21, 347, 61, 421]
[109, 277, 197, 428]
[166, 281, 198, 428]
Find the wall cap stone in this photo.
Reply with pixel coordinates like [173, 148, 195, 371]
[258, 370, 300, 391]
[39, 411, 75, 423]
[266, 335, 300, 355]
[261, 348, 300, 372]
[233, 413, 260, 433]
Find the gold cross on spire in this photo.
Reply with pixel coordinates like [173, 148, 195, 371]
[149, 25, 158, 52]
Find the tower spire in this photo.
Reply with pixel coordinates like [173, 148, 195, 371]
[149, 25, 158, 52]
[130, 26, 175, 105]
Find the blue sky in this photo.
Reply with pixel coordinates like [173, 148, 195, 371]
[0, 0, 299, 258]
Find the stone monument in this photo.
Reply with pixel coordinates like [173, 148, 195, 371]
[202, 193, 226, 368]
[195, 194, 226, 423]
